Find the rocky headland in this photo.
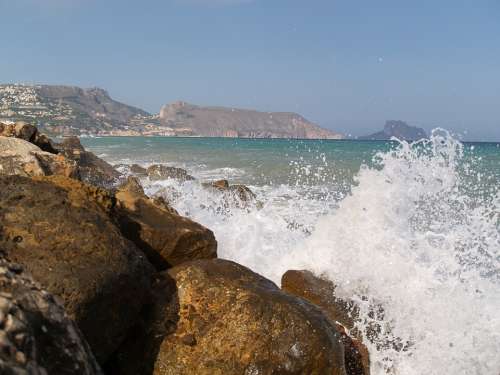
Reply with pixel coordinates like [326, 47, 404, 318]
[359, 120, 427, 141]
[0, 84, 342, 139]
[159, 101, 342, 139]
[0, 121, 369, 374]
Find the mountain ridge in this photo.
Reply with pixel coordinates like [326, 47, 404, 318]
[159, 101, 342, 139]
[0, 84, 342, 139]
[359, 120, 427, 141]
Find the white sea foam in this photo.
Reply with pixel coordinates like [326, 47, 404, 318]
[138, 130, 499, 375]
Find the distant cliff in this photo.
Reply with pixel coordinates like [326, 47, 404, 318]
[159, 101, 342, 139]
[1, 84, 342, 138]
[0, 84, 153, 136]
[360, 120, 427, 141]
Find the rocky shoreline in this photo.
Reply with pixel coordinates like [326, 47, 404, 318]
[0, 122, 369, 374]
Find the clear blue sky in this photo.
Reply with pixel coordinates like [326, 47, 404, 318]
[1, 0, 499, 140]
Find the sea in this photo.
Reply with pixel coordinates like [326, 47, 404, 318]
[82, 129, 500, 375]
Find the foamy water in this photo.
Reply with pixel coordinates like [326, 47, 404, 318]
[85, 132, 500, 375]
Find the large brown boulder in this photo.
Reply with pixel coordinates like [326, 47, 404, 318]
[0, 136, 79, 179]
[0, 258, 102, 374]
[147, 164, 195, 182]
[281, 270, 370, 375]
[0, 175, 154, 363]
[110, 259, 346, 375]
[115, 177, 217, 270]
[281, 270, 356, 330]
[56, 136, 122, 188]
[0, 121, 57, 153]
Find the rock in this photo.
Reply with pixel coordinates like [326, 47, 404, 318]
[129, 164, 148, 176]
[115, 179, 217, 270]
[119, 175, 145, 195]
[56, 136, 122, 188]
[211, 179, 230, 189]
[281, 270, 370, 375]
[0, 121, 58, 153]
[0, 136, 79, 179]
[281, 270, 356, 330]
[110, 259, 346, 375]
[0, 257, 103, 374]
[146, 164, 195, 182]
[202, 179, 258, 209]
[0, 175, 154, 363]
[229, 184, 256, 202]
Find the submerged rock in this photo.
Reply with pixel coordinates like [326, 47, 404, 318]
[111, 259, 346, 375]
[0, 258, 102, 374]
[0, 175, 154, 363]
[147, 164, 195, 182]
[115, 178, 217, 270]
[202, 179, 259, 209]
[56, 136, 122, 188]
[0, 136, 79, 179]
[281, 270, 370, 375]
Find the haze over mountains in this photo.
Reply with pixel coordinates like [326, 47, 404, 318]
[0, 84, 341, 139]
[359, 120, 427, 141]
[1, 83, 433, 141]
[159, 101, 342, 139]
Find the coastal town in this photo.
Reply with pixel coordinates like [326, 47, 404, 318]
[0, 84, 342, 139]
[0, 84, 186, 137]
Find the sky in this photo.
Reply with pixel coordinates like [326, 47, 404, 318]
[1, 0, 499, 140]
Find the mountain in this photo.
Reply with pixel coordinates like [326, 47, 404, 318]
[0, 84, 153, 136]
[1, 84, 342, 138]
[159, 101, 342, 139]
[360, 120, 427, 141]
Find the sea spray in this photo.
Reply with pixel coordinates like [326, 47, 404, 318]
[299, 129, 500, 374]
[105, 131, 499, 374]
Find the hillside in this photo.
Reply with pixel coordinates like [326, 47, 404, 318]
[0, 84, 155, 136]
[1, 84, 342, 139]
[360, 120, 427, 141]
[159, 101, 342, 139]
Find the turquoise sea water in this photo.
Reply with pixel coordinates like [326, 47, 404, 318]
[82, 136, 500, 190]
[83, 133, 499, 375]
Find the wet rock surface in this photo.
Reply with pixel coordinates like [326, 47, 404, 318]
[111, 259, 346, 375]
[281, 270, 370, 375]
[0, 175, 154, 363]
[202, 179, 259, 209]
[0, 258, 103, 374]
[115, 178, 217, 270]
[55, 137, 122, 188]
[147, 164, 195, 182]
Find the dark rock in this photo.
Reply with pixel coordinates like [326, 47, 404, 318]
[115, 180, 217, 270]
[229, 184, 256, 202]
[146, 164, 195, 182]
[0, 175, 154, 363]
[111, 259, 346, 375]
[129, 164, 148, 176]
[281, 270, 370, 375]
[56, 136, 122, 188]
[202, 180, 259, 209]
[0, 257, 103, 374]
[360, 120, 427, 141]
